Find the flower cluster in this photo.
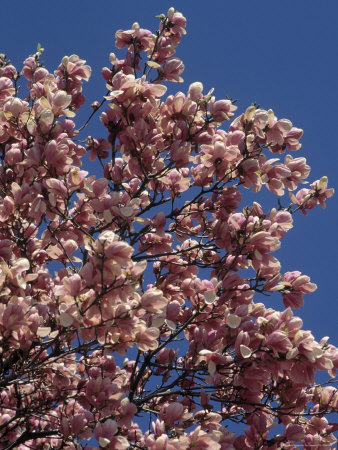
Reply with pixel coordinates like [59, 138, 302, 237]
[0, 7, 336, 450]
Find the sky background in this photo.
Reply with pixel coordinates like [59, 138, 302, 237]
[1, 0, 337, 424]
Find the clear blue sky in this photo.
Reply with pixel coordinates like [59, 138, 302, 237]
[1, 0, 337, 347]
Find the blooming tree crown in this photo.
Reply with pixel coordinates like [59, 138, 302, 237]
[0, 7, 336, 449]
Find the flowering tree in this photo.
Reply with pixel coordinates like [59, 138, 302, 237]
[0, 6, 337, 449]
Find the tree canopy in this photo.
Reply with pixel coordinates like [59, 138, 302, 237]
[0, 7, 336, 449]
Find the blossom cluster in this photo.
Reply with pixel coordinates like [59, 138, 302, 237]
[0, 7, 336, 450]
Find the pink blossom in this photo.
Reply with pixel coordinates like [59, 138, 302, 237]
[283, 155, 310, 190]
[281, 271, 317, 309]
[188, 81, 203, 101]
[88, 137, 111, 161]
[161, 58, 184, 82]
[209, 99, 237, 122]
[0, 77, 15, 105]
[3, 97, 28, 117]
[56, 54, 91, 82]
[141, 288, 168, 313]
[166, 8, 187, 35]
[265, 331, 293, 354]
[135, 325, 160, 351]
[163, 402, 184, 426]
[94, 419, 118, 446]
